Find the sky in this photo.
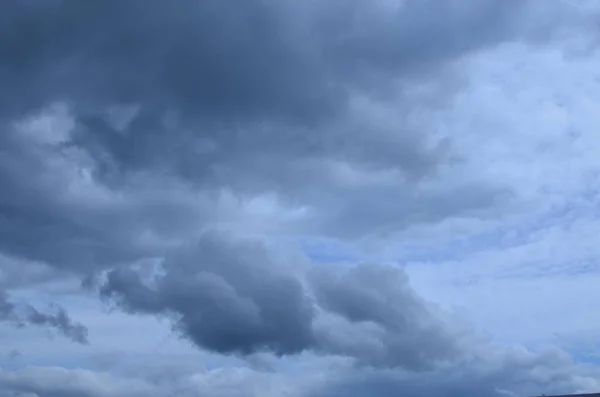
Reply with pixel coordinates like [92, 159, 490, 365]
[1, 0, 600, 396]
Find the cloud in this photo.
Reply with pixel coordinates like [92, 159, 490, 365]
[1, 345, 599, 397]
[99, 230, 466, 371]
[0, 0, 550, 265]
[0, 109, 211, 274]
[24, 306, 88, 345]
[2, 1, 600, 396]
[0, 349, 21, 362]
[310, 262, 462, 370]
[0, 291, 18, 322]
[0, 290, 88, 344]
[1, 0, 590, 282]
[100, 230, 315, 357]
[0, 366, 156, 397]
[0, 0, 525, 122]
[308, 346, 600, 397]
[0, 365, 301, 397]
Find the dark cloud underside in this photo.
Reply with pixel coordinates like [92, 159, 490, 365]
[101, 231, 460, 370]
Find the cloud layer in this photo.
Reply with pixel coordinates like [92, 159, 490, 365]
[2, 0, 600, 396]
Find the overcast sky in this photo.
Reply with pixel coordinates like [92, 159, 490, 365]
[2, 1, 600, 396]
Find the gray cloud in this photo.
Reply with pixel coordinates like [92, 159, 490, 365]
[0, 350, 22, 362]
[100, 231, 316, 357]
[310, 263, 461, 370]
[0, 124, 209, 274]
[308, 345, 600, 397]
[0, 0, 529, 210]
[100, 231, 461, 370]
[0, 0, 557, 277]
[0, 290, 88, 345]
[0, 290, 18, 323]
[0, 365, 275, 397]
[0, 366, 154, 397]
[46, 0, 523, 193]
[1, 1, 599, 397]
[0, 345, 598, 397]
[0, 0, 523, 122]
[24, 305, 88, 345]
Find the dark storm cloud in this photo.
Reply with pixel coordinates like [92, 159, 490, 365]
[0, 290, 88, 344]
[0, 0, 527, 187]
[101, 231, 460, 370]
[0, 0, 334, 121]
[101, 231, 317, 357]
[0, 0, 522, 122]
[0, 0, 539, 276]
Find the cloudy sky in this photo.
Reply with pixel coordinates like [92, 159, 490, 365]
[2, 1, 600, 396]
